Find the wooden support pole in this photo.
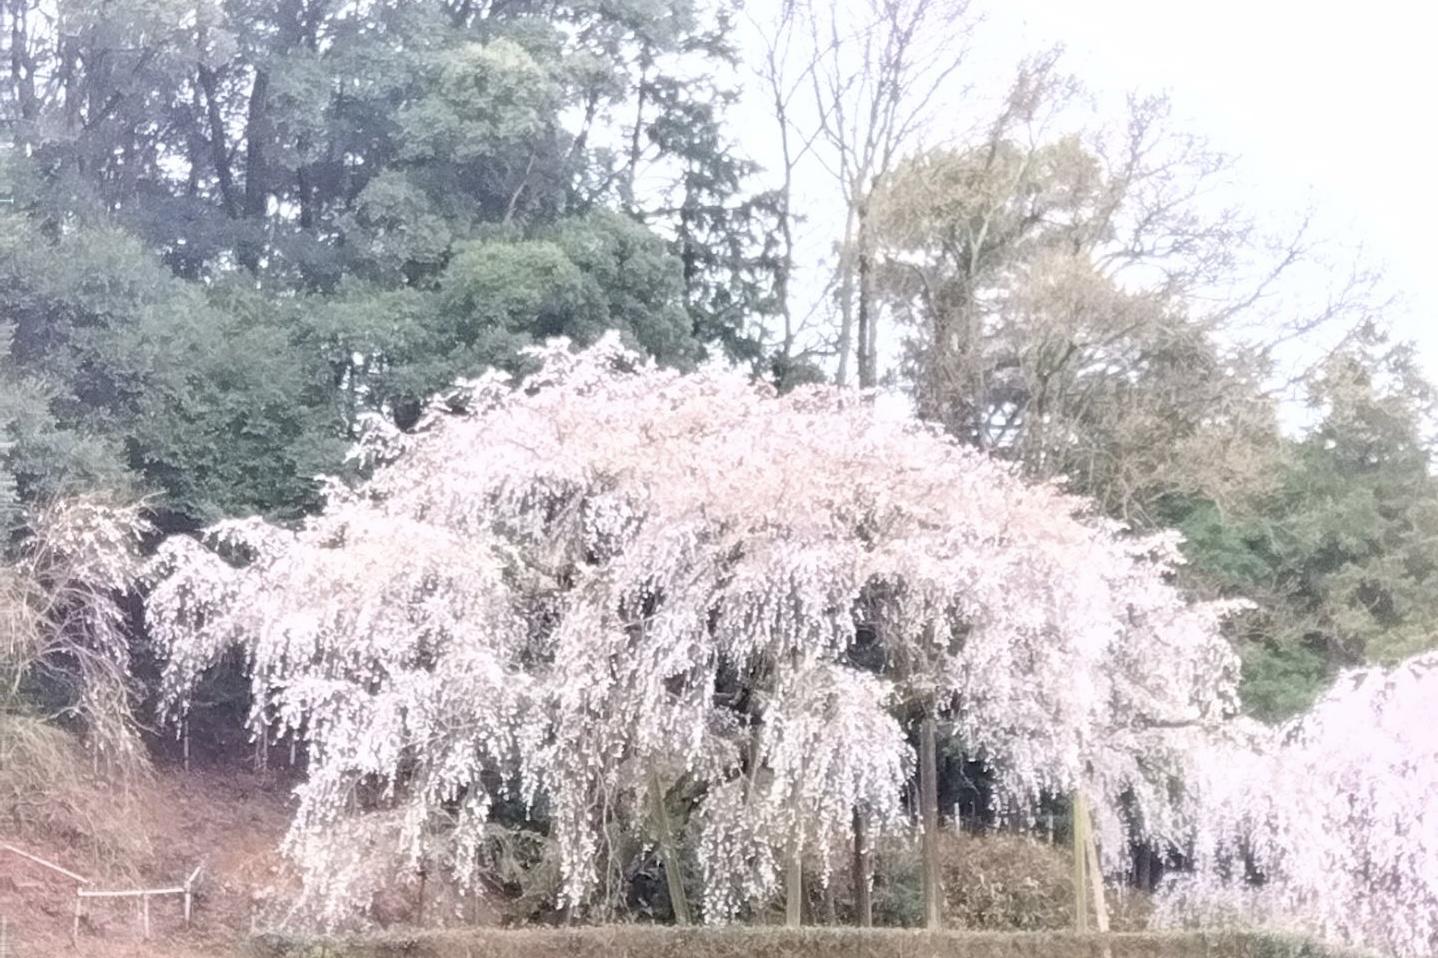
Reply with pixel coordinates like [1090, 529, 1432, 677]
[1083, 809, 1111, 939]
[648, 767, 691, 925]
[141, 893, 151, 940]
[919, 712, 943, 929]
[72, 890, 82, 944]
[784, 841, 803, 927]
[1072, 790, 1089, 932]
[1082, 801, 1112, 958]
[852, 809, 872, 927]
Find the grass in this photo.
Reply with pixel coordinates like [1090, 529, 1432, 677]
[246, 926, 1372, 958]
[0, 712, 154, 865]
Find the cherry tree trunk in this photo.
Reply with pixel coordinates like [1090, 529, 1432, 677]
[919, 712, 943, 928]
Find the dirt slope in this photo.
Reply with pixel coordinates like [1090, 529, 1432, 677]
[1, 765, 291, 957]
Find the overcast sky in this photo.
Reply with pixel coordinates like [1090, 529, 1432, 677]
[994, 0, 1437, 365]
[731, 0, 1436, 383]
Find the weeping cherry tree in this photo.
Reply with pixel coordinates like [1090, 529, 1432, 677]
[146, 334, 1240, 929]
[1159, 651, 1438, 958]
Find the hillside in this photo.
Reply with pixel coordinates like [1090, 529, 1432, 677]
[1, 762, 290, 957]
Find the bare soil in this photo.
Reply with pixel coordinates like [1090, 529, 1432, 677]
[1, 763, 292, 957]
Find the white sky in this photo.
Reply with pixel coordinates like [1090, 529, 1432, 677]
[988, 0, 1438, 366]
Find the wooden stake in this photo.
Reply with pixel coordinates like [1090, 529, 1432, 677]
[141, 893, 151, 940]
[72, 890, 82, 944]
[184, 864, 201, 927]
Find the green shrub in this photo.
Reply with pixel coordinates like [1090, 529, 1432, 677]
[935, 831, 1149, 931]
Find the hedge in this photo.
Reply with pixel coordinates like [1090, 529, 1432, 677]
[248, 927, 1373, 958]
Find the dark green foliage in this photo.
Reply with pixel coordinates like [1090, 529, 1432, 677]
[1159, 330, 1438, 719]
[0, 0, 777, 526]
[0, 211, 343, 523]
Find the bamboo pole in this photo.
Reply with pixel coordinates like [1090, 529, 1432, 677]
[0, 844, 91, 885]
[78, 887, 187, 898]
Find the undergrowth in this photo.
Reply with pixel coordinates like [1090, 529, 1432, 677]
[0, 712, 153, 871]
